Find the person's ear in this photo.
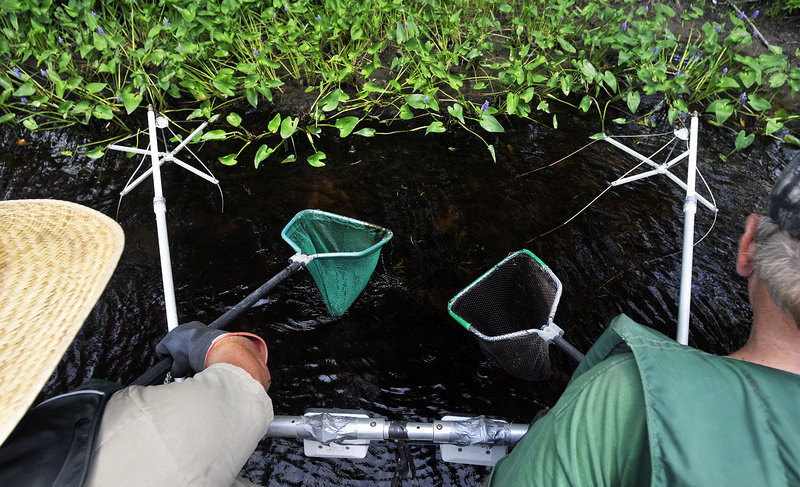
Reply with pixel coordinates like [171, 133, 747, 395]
[737, 214, 759, 277]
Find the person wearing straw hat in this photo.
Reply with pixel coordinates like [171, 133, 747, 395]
[487, 155, 800, 486]
[0, 199, 274, 487]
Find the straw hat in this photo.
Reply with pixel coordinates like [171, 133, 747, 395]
[0, 199, 124, 444]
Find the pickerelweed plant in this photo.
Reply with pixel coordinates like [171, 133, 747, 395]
[1, 0, 798, 164]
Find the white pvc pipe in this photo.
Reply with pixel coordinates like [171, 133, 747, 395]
[147, 106, 180, 331]
[676, 114, 700, 345]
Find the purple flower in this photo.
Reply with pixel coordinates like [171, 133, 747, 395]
[621, 21, 627, 31]
[644, 6, 649, 13]
[752, 10, 759, 19]
[423, 95, 429, 103]
[716, 25, 721, 33]
[738, 11, 745, 19]
[404, 22, 409, 28]
[253, 49, 259, 57]
[559, 15, 564, 21]
[91, 11, 97, 17]
[116, 94, 122, 102]
[284, 5, 288, 11]
[652, 46, 659, 53]
[674, 71, 680, 78]
[58, 37, 64, 44]
[12, 67, 22, 78]
[722, 67, 728, 74]
[178, 44, 183, 53]
[316, 15, 321, 22]
[40, 70, 47, 77]
[480, 100, 489, 114]
[739, 92, 747, 104]
[164, 17, 170, 27]
[743, 33, 748, 39]
[97, 26, 104, 36]
[20, 97, 27, 105]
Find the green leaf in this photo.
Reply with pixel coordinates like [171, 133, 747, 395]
[706, 99, 734, 125]
[579, 95, 592, 113]
[218, 153, 238, 166]
[783, 134, 800, 147]
[253, 144, 275, 169]
[354, 127, 376, 137]
[765, 119, 783, 135]
[0, 113, 15, 123]
[479, 114, 504, 133]
[447, 103, 465, 124]
[734, 130, 755, 151]
[85, 82, 107, 94]
[13, 83, 34, 97]
[398, 104, 414, 120]
[85, 146, 105, 159]
[747, 94, 771, 112]
[506, 92, 519, 115]
[363, 81, 385, 93]
[425, 121, 446, 134]
[201, 129, 228, 141]
[226, 112, 242, 127]
[626, 90, 641, 113]
[93, 104, 114, 120]
[121, 92, 142, 115]
[405, 94, 427, 109]
[335, 116, 359, 138]
[487, 144, 496, 163]
[590, 132, 605, 140]
[281, 154, 297, 164]
[320, 89, 342, 112]
[280, 116, 298, 139]
[307, 151, 326, 167]
[268, 113, 281, 133]
[22, 117, 38, 131]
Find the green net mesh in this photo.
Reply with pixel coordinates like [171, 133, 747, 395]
[448, 250, 561, 381]
[282, 210, 392, 316]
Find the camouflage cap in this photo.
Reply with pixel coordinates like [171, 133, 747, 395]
[768, 154, 800, 240]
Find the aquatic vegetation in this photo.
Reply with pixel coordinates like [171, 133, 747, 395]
[0, 0, 798, 165]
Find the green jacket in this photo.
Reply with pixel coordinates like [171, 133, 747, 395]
[488, 314, 800, 486]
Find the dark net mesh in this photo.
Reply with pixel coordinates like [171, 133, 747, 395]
[450, 251, 560, 381]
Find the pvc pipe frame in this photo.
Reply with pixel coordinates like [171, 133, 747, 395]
[146, 106, 180, 331]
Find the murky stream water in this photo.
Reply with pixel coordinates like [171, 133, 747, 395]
[0, 108, 794, 485]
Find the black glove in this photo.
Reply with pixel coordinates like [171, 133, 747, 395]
[155, 321, 227, 377]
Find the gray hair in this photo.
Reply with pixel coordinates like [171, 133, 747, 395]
[755, 215, 800, 325]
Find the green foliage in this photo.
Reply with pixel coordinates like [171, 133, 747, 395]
[0, 0, 798, 165]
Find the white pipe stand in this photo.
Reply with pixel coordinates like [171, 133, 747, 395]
[109, 106, 219, 331]
[602, 113, 716, 345]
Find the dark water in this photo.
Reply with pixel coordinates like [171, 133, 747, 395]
[0, 109, 795, 485]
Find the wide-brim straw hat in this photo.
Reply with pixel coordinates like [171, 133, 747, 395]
[0, 199, 124, 444]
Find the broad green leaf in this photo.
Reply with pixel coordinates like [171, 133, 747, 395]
[121, 92, 142, 115]
[85, 82, 106, 94]
[447, 103, 465, 124]
[268, 113, 281, 133]
[281, 154, 297, 164]
[783, 134, 800, 147]
[579, 95, 592, 112]
[0, 113, 15, 123]
[226, 112, 242, 127]
[93, 105, 114, 120]
[218, 153, 238, 165]
[735, 130, 755, 151]
[253, 144, 274, 169]
[506, 92, 519, 115]
[706, 99, 734, 125]
[398, 104, 414, 120]
[320, 89, 342, 112]
[479, 114, 504, 133]
[354, 127, 376, 137]
[769, 73, 788, 89]
[747, 94, 771, 112]
[201, 129, 228, 141]
[765, 119, 783, 135]
[335, 116, 359, 138]
[425, 121, 446, 134]
[280, 116, 298, 139]
[307, 151, 326, 167]
[487, 144, 496, 163]
[363, 81, 385, 93]
[626, 90, 641, 113]
[85, 146, 105, 159]
[22, 117, 38, 131]
[405, 94, 427, 109]
[13, 83, 34, 97]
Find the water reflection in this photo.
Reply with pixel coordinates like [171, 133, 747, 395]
[0, 110, 793, 485]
